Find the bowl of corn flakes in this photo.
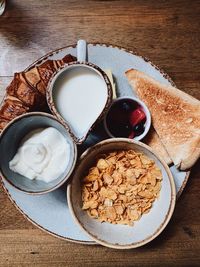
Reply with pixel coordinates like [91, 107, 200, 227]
[67, 138, 176, 249]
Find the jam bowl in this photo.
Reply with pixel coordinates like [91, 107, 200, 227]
[104, 96, 151, 141]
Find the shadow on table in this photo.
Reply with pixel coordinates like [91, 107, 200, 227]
[0, 0, 41, 48]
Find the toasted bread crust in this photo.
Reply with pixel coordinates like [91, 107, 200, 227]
[143, 127, 172, 165]
[126, 69, 200, 170]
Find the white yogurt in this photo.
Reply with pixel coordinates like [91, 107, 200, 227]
[9, 127, 70, 183]
[53, 66, 108, 138]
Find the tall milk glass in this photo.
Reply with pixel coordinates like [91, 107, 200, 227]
[0, 0, 6, 16]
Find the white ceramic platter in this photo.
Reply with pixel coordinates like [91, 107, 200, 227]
[1, 43, 189, 244]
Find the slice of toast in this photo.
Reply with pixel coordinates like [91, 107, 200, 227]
[126, 69, 200, 170]
[143, 126, 172, 165]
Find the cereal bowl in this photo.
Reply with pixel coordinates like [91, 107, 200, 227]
[67, 138, 176, 249]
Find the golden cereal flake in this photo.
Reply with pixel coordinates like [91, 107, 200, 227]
[97, 159, 109, 170]
[103, 173, 113, 185]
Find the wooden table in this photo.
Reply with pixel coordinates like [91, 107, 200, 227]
[0, 1, 199, 266]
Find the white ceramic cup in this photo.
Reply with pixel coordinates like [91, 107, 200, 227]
[46, 40, 113, 144]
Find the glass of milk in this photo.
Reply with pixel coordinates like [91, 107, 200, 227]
[47, 40, 113, 144]
[0, 0, 6, 16]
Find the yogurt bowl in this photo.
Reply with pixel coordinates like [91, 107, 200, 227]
[0, 112, 77, 194]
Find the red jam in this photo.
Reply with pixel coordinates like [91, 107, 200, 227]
[106, 99, 146, 138]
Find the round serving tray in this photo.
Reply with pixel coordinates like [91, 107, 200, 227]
[1, 43, 190, 244]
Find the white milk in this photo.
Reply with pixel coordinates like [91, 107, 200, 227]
[53, 66, 108, 138]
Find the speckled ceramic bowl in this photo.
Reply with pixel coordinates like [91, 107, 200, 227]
[0, 112, 77, 194]
[46, 61, 113, 144]
[67, 138, 176, 249]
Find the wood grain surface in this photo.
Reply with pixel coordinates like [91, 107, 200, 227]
[0, 0, 200, 266]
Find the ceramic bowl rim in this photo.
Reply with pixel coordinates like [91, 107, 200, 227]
[103, 96, 151, 141]
[0, 111, 78, 195]
[67, 138, 176, 249]
[46, 61, 113, 144]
